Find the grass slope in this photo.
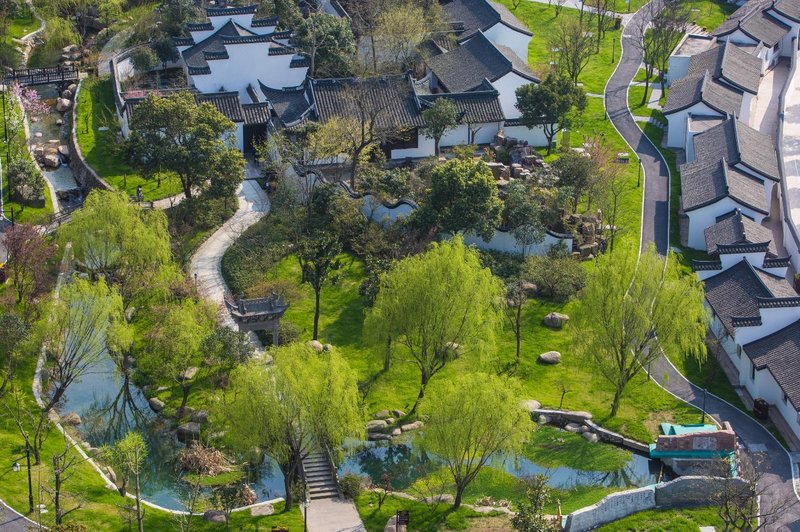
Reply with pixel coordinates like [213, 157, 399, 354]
[74, 76, 183, 201]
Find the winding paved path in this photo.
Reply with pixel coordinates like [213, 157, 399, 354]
[0, 497, 38, 532]
[605, 0, 670, 254]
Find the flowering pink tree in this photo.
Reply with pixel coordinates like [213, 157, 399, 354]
[10, 83, 50, 118]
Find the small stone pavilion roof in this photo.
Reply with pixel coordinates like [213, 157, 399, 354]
[224, 292, 289, 322]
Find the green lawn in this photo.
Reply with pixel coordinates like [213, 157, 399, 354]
[74, 76, 183, 201]
[0, 90, 55, 224]
[7, 7, 38, 39]
[598, 506, 724, 531]
[687, 0, 737, 32]
[355, 493, 504, 532]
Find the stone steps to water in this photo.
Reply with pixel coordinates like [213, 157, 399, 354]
[302, 451, 340, 500]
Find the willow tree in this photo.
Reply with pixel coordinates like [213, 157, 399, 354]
[421, 373, 528, 508]
[572, 246, 707, 417]
[365, 237, 505, 414]
[59, 191, 177, 306]
[219, 344, 362, 510]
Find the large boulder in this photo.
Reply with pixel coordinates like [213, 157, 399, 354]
[61, 412, 81, 425]
[401, 421, 424, 432]
[177, 422, 201, 443]
[373, 409, 390, 419]
[542, 312, 569, 329]
[191, 410, 209, 424]
[57, 145, 69, 159]
[56, 98, 72, 112]
[43, 153, 60, 168]
[537, 351, 562, 364]
[308, 340, 324, 352]
[250, 503, 274, 516]
[564, 422, 581, 433]
[582, 431, 600, 443]
[366, 420, 387, 432]
[148, 397, 164, 413]
[203, 510, 226, 523]
[521, 400, 541, 413]
[61, 89, 72, 100]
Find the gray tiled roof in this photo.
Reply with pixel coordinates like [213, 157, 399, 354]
[704, 209, 778, 256]
[680, 158, 768, 213]
[692, 117, 779, 180]
[418, 91, 505, 123]
[774, 0, 800, 21]
[441, 0, 531, 41]
[739, 10, 790, 47]
[196, 91, 244, 122]
[242, 102, 272, 125]
[687, 41, 762, 94]
[426, 32, 538, 93]
[744, 319, 800, 409]
[703, 259, 796, 334]
[663, 71, 743, 116]
[206, 4, 258, 17]
[182, 20, 257, 72]
[259, 81, 311, 126]
[312, 74, 424, 130]
[712, 0, 782, 42]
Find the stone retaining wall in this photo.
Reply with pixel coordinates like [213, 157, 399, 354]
[563, 476, 749, 531]
[69, 79, 112, 192]
[532, 408, 651, 454]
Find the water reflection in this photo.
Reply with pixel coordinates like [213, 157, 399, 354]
[58, 352, 285, 510]
[339, 438, 663, 493]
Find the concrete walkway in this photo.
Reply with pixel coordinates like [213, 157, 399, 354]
[188, 170, 269, 352]
[0, 497, 39, 532]
[780, 54, 800, 244]
[605, 0, 670, 254]
[752, 59, 790, 138]
[302, 498, 366, 532]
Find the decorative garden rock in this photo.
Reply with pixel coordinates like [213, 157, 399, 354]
[148, 398, 164, 413]
[177, 422, 201, 443]
[392, 409, 406, 418]
[521, 400, 541, 412]
[250, 503, 274, 516]
[538, 414, 551, 424]
[391, 428, 402, 437]
[373, 409, 390, 419]
[368, 433, 392, 441]
[401, 421, 424, 432]
[564, 422, 581, 433]
[423, 494, 454, 504]
[542, 312, 569, 329]
[191, 410, 209, 424]
[43, 153, 60, 168]
[56, 98, 71, 112]
[537, 351, 561, 364]
[62, 412, 81, 425]
[385, 514, 407, 532]
[366, 420, 387, 431]
[582, 431, 600, 443]
[308, 340, 324, 352]
[203, 510, 226, 523]
[179, 367, 198, 381]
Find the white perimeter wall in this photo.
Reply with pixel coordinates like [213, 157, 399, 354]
[686, 197, 766, 249]
[493, 71, 533, 120]
[482, 24, 531, 64]
[502, 124, 549, 147]
[462, 229, 573, 256]
[440, 122, 502, 147]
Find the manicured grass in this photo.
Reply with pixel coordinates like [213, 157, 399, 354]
[354, 493, 504, 532]
[74, 76, 183, 201]
[7, 7, 38, 40]
[0, 336, 304, 530]
[257, 251, 700, 443]
[687, 0, 736, 32]
[0, 91, 55, 224]
[598, 505, 724, 531]
[496, 1, 623, 94]
[629, 80, 667, 125]
[523, 426, 631, 472]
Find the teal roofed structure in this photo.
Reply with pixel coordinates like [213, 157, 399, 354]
[659, 423, 718, 436]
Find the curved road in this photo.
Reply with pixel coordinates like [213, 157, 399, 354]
[605, 0, 670, 255]
[607, 2, 800, 528]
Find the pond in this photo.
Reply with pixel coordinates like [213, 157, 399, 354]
[337, 435, 665, 494]
[27, 84, 81, 211]
[58, 351, 286, 510]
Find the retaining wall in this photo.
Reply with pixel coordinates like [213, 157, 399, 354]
[564, 476, 750, 531]
[69, 79, 112, 192]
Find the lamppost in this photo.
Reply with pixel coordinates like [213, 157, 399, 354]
[303, 497, 310, 532]
[637, 159, 643, 187]
[701, 387, 708, 424]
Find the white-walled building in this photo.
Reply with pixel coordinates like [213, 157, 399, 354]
[440, 0, 533, 63]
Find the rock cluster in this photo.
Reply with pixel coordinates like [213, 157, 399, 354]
[366, 408, 420, 441]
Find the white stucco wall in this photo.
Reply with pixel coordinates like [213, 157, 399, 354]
[482, 24, 531, 65]
[666, 102, 721, 148]
[686, 197, 767, 249]
[191, 44, 307, 97]
[740, 91, 755, 125]
[209, 13, 255, 31]
[461, 229, 573, 256]
[390, 132, 435, 159]
[440, 122, 502, 147]
[493, 71, 534, 120]
[735, 308, 800, 346]
[667, 54, 691, 86]
[502, 124, 549, 147]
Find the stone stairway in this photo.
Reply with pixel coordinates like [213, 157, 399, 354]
[303, 451, 340, 500]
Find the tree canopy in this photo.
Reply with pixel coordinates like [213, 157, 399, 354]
[365, 236, 505, 413]
[515, 74, 586, 154]
[421, 373, 528, 508]
[421, 98, 459, 156]
[572, 246, 707, 416]
[417, 158, 503, 241]
[294, 13, 356, 77]
[219, 344, 362, 510]
[125, 91, 245, 199]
